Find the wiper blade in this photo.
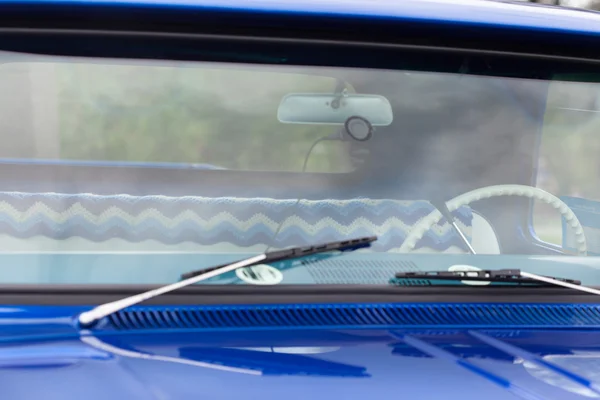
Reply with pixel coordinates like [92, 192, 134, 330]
[393, 269, 581, 286]
[180, 236, 374, 280]
[77, 236, 377, 328]
[391, 268, 600, 296]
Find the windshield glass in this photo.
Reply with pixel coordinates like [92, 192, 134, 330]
[1, 50, 599, 286]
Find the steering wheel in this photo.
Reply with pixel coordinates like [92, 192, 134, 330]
[398, 184, 587, 256]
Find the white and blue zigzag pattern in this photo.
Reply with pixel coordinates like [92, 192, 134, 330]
[0, 192, 473, 252]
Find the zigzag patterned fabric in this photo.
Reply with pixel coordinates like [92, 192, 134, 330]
[0, 192, 473, 252]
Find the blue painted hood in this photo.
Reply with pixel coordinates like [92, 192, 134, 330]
[2, 308, 600, 400]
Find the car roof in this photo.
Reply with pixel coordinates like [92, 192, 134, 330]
[9, 0, 600, 36]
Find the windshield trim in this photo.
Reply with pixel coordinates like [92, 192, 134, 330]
[0, 284, 596, 306]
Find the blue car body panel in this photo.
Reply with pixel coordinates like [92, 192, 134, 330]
[2, 304, 600, 399]
[1, 1, 600, 399]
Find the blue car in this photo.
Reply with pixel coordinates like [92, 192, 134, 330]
[2, 0, 600, 398]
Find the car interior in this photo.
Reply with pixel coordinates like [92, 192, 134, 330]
[0, 37, 595, 286]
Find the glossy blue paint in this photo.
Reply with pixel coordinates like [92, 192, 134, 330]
[104, 303, 600, 331]
[0, 0, 597, 398]
[3, 305, 600, 399]
[3, 0, 600, 36]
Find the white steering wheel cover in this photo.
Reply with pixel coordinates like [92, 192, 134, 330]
[398, 184, 587, 255]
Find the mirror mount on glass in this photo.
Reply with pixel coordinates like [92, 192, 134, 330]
[330, 88, 348, 110]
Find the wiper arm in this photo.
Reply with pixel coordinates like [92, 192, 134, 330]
[78, 236, 377, 328]
[393, 269, 581, 286]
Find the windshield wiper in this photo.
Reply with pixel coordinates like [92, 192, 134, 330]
[77, 236, 377, 327]
[392, 269, 600, 296]
[393, 269, 581, 286]
[180, 236, 376, 280]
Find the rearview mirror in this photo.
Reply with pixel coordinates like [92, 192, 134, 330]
[277, 93, 393, 126]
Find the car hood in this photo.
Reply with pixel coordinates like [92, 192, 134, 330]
[2, 319, 600, 400]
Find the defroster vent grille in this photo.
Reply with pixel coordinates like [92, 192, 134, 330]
[105, 303, 600, 331]
[303, 259, 419, 284]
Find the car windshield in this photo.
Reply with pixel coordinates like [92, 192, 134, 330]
[1, 49, 600, 286]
